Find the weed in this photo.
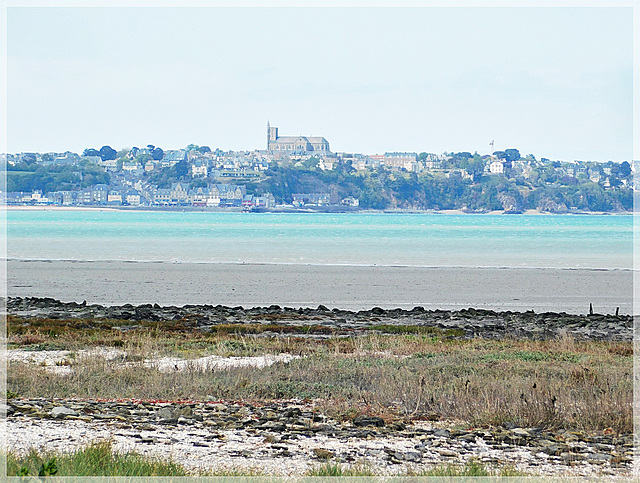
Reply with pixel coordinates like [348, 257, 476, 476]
[411, 460, 526, 477]
[7, 441, 189, 477]
[411, 352, 437, 359]
[306, 462, 376, 476]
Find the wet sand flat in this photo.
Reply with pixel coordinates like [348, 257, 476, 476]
[6, 260, 633, 315]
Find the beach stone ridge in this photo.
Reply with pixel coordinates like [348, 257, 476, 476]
[5, 296, 633, 341]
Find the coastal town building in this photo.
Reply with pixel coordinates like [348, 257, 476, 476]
[292, 193, 331, 207]
[487, 159, 505, 174]
[267, 122, 331, 154]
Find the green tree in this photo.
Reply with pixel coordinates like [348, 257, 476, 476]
[82, 148, 100, 157]
[504, 148, 521, 162]
[619, 161, 631, 177]
[99, 146, 117, 161]
[152, 147, 164, 160]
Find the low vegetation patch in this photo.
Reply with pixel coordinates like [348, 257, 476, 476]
[7, 316, 633, 432]
[307, 460, 525, 477]
[7, 441, 189, 477]
[410, 460, 525, 477]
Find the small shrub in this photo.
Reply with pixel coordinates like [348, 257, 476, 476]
[411, 352, 436, 359]
[7, 441, 189, 477]
[411, 460, 525, 477]
[306, 463, 375, 477]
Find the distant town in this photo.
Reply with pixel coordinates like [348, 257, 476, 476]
[2, 124, 636, 213]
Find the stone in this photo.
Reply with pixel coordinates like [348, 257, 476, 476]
[353, 415, 385, 428]
[156, 407, 175, 420]
[260, 421, 285, 431]
[587, 453, 612, 463]
[438, 449, 458, 457]
[50, 406, 79, 419]
[178, 406, 193, 418]
[403, 451, 422, 462]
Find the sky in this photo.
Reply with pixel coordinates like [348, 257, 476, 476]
[5, 3, 635, 162]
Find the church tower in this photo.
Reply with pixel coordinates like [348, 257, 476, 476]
[267, 122, 278, 150]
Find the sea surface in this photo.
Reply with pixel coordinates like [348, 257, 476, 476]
[6, 211, 634, 270]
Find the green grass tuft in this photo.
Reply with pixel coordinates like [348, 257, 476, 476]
[306, 462, 376, 476]
[7, 441, 190, 477]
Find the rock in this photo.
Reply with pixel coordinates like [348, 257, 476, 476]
[178, 406, 193, 418]
[353, 415, 385, 427]
[438, 449, 458, 457]
[7, 297, 632, 342]
[511, 428, 530, 438]
[540, 444, 561, 455]
[587, 453, 613, 464]
[403, 451, 422, 462]
[156, 407, 177, 423]
[50, 406, 79, 419]
[260, 421, 285, 431]
[457, 433, 476, 442]
[561, 452, 586, 462]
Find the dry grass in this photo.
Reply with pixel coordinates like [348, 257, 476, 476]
[7, 317, 633, 433]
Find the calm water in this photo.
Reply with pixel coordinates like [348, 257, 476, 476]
[6, 211, 634, 269]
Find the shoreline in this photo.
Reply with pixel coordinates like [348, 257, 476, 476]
[5, 257, 635, 272]
[7, 260, 634, 315]
[7, 296, 632, 341]
[2, 204, 633, 216]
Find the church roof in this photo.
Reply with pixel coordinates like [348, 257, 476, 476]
[272, 136, 304, 143]
[271, 135, 328, 144]
[306, 137, 328, 144]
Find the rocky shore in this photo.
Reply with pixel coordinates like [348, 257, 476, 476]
[4, 398, 632, 477]
[6, 297, 634, 341]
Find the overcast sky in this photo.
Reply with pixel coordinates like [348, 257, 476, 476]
[6, 4, 634, 162]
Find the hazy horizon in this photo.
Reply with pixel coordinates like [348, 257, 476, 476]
[6, 5, 634, 163]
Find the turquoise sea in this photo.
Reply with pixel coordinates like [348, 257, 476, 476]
[6, 211, 634, 270]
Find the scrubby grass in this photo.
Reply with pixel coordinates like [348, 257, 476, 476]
[7, 443, 520, 478]
[411, 460, 526, 477]
[7, 317, 633, 432]
[306, 462, 377, 476]
[7, 441, 189, 476]
[307, 460, 525, 477]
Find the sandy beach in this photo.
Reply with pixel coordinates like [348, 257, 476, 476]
[6, 259, 633, 315]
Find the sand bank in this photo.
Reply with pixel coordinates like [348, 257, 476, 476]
[6, 260, 633, 315]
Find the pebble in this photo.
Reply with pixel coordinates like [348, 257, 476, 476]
[4, 397, 632, 477]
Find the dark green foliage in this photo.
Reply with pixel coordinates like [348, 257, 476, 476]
[253, 163, 632, 211]
[6, 162, 108, 192]
[619, 161, 631, 177]
[38, 457, 58, 477]
[151, 147, 164, 160]
[99, 145, 117, 161]
[148, 160, 190, 188]
[82, 148, 100, 157]
[504, 148, 521, 162]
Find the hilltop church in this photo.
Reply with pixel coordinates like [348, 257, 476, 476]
[267, 123, 331, 154]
